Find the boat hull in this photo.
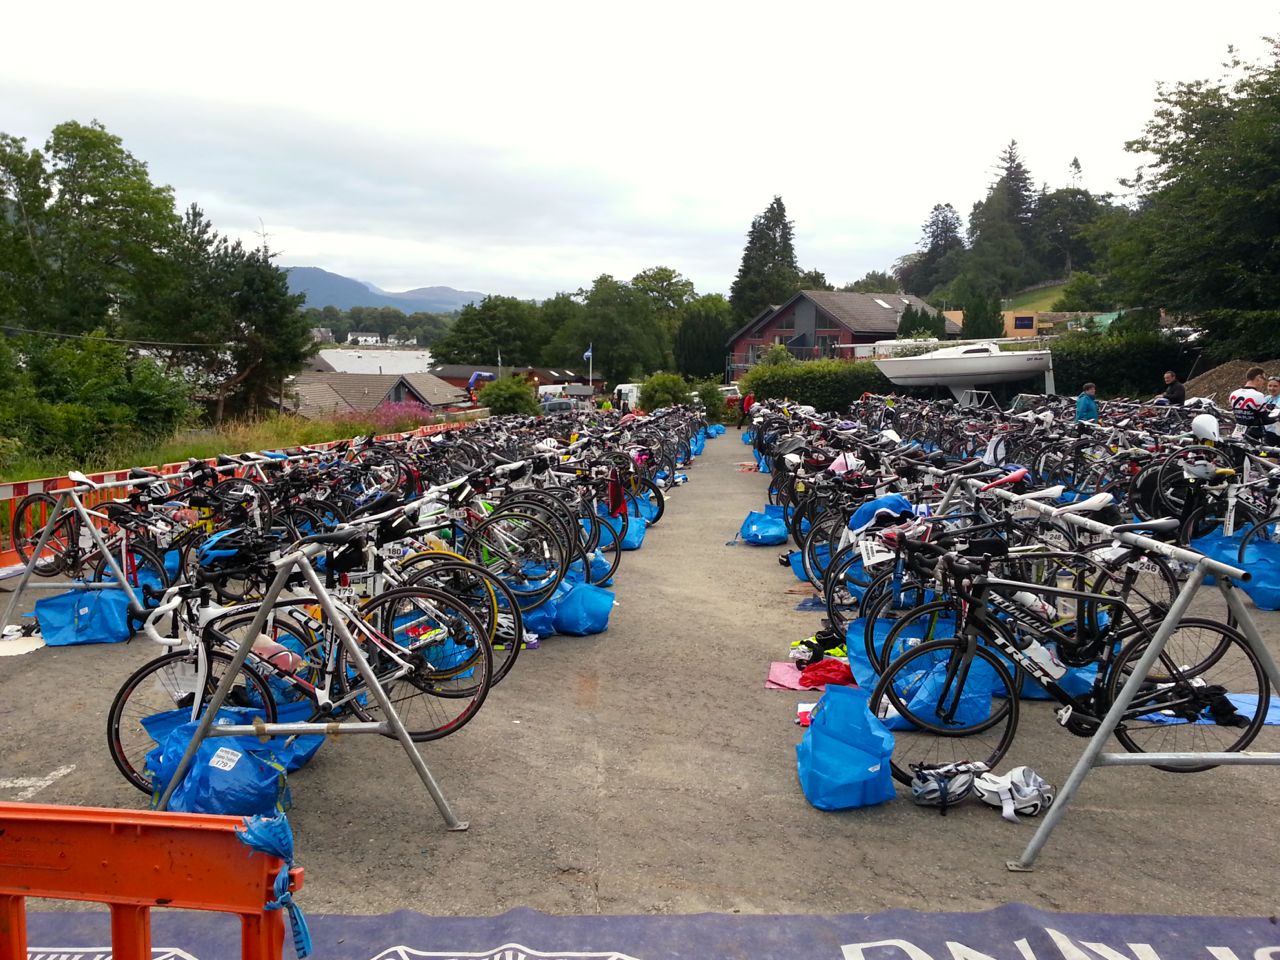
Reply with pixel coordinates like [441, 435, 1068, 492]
[873, 351, 1052, 387]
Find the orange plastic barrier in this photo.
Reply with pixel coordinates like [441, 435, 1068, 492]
[0, 801, 304, 960]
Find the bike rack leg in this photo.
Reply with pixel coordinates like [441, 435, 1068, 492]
[1221, 582, 1280, 691]
[155, 562, 295, 811]
[1007, 563, 1208, 871]
[109, 903, 151, 960]
[74, 492, 146, 614]
[0, 492, 68, 633]
[298, 562, 468, 831]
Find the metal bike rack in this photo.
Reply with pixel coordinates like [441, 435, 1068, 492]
[153, 547, 468, 830]
[1, 479, 156, 634]
[942, 475, 1280, 870]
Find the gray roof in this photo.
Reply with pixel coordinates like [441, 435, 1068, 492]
[310, 348, 436, 375]
[291, 381, 355, 420]
[294, 372, 400, 412]
[403, 372, 466, 406]
[726, 290, 957, 344]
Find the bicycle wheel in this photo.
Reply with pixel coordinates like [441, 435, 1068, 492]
[11, 492, 77, 576]
[336, 585, 493, 741]
[463, 511, 570, 610]
[106, 648, 278, 794]
[625, 477, 665, 526]
[210, 477, 274, 531]
[1106, 619, 1268, 771]
[1075, 542, 1178, 629]
[401, 555, 525, 686]
[1155, 446, 1235, 514]
[869, 637, 1020, 784]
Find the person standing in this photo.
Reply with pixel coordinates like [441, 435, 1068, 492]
[1264, 376, 1280, 438]
[1159, 370, 1186, 406]
[1075, 382, 1098, 423]
[1229, 367, 1272, 440]
[737, 391, 756, 429]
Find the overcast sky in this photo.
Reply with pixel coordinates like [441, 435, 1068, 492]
[3, 2, 1275, 299]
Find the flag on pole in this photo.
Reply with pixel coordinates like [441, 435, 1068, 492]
[583, 344, 593, 361]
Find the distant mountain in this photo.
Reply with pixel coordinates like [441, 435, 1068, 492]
[287, 267, 485, 314]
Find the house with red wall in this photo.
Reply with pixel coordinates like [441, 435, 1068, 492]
[725, 290, 956, 379]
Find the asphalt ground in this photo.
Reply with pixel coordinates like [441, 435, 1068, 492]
[2, 430, 1278, 917]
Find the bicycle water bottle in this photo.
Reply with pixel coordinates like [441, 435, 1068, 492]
[1022, 638, 1068, 680]
[1012, 590, 1055, 621]
[1055, 569, 1076, 620]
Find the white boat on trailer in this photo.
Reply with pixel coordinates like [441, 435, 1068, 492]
[873, 341, 1053, 401]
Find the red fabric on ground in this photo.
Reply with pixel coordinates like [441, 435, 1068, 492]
[798, 658, 854, 688]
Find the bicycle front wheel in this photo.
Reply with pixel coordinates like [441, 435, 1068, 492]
[106, 648, 278, 794]
[336, 586, 493, 742]
[869, 637, 1020, 784]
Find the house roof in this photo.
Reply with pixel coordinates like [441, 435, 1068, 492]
[403, 372, 466, 406]
[290, 381, 355, 420]
[294, 372, 403, 412]
[726, 290, 957, 344]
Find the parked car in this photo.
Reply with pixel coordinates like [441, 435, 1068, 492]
[539, 398, 588, 415]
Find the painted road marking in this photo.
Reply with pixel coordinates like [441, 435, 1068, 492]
[0, 763, 76, 800]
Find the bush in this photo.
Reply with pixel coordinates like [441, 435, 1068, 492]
[741, 359, 891, 411]
[639, 372, 690, 411]
[694, 379, 728, 422]
[759, 343, 797, 366]
[1018, 330, 1191, 398]
[477, 375, 540, 416]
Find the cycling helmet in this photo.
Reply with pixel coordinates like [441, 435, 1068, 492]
[909, 761, 988, 815]
[973, 766, 1056, 823]
[1191, 413, 1220, 443]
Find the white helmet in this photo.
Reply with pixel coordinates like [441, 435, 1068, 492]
[974, 766, 1055, 823]
[1191, 413, 1220, 443]
[909, 761, 988, 814]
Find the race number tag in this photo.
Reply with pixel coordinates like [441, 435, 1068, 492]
[860, 540, 894, 569]
[209, 747, 241, 771]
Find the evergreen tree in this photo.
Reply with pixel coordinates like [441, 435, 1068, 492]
[896, 304, 919, 338]
[729, 196, 801, 321]
[903, 203, 965, 295]
[961, 294, 1006, 340]
[673, 294, 733, 378]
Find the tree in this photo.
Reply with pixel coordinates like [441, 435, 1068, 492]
[131, 204, 311, 423]
[673, 293, 733, 379]
[544, 275, 663, 382]
[729, 196, 801, 321]
[759, 343, 796, 366]
[431, 295, 545, 366]
[961, 294, 1005, 340]
[631, 266, 693, 367]
[902, 203, 966, 295]
[957, 188, 1025, 296]
[478, 375, 539, 415]
[842, 270, 899, 293]
[1103, 40, 1280, 357]
[638, 372, 690, 411]
[1050, 271, 1113, 312]
[0, 120, 180, 334]
[798, 268, 833, 291]
[896, 304, 920, 338]
[996, 140, 1036, 231]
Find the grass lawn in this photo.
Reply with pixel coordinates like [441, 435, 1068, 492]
[1006, 282, 1066, 312]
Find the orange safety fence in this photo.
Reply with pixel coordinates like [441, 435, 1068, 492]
[0, 800, 303, 960]
[0, 412, 488, 570]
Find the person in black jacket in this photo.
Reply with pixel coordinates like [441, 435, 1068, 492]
[1158, 370, 1186, 406]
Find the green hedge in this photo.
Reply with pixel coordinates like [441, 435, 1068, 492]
[741, 359, 891, 411]
[1016, 332, 1193, 398]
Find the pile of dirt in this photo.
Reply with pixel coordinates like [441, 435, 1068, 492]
[1185, 359, 1280, 402]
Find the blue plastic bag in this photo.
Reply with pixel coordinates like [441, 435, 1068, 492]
[742, 429, 755, 444]
[795, 685, 896, 810]
[34, 587, 133, 646]
[553, 583, 615, 636]
[1240, 536, 1280, 610]
[146, 708, 290, 816]
[522, 580, 571, 636]
[740, 510, 788, 545]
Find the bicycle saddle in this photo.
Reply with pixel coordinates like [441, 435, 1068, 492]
[1110, 517, 1180, 537]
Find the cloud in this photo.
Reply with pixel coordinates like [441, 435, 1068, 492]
[2, 1, 1275, 298]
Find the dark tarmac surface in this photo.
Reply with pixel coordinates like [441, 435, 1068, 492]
[2, 430, 1277, 917]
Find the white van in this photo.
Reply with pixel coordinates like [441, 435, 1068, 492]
[614, 383, 642, 409]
